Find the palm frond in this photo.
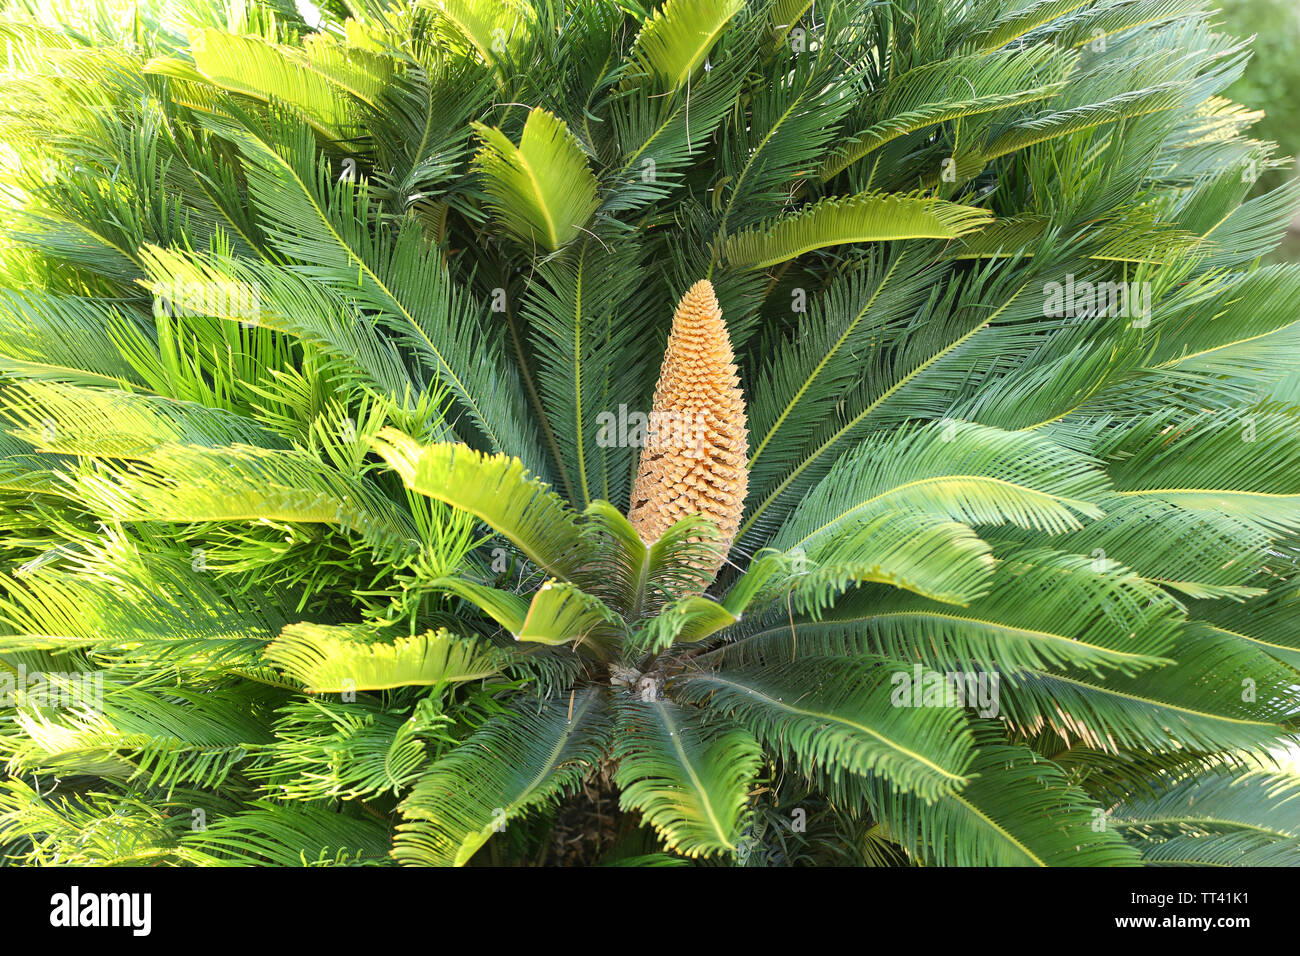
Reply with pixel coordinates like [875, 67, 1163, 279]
[472, 108, 600, 252]
[1112, 769, 1300, 866]
[867, 727, 1142, 866]
[720, 192, 994, 271]
[630, 0, 743, 93]
[612, 697, 761, 858]
[263, 622, 504, 692]
[393, 689, 611, 866]
[673, 656, 975, 800]
[371, 433, 584, 579]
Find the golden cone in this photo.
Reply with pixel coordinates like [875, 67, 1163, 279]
[628, 279, 748, 580]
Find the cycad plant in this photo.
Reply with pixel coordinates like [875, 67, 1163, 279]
[0, 0, 1298, 867]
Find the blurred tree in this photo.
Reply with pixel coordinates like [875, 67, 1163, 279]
[1221, 0, 1300, 201]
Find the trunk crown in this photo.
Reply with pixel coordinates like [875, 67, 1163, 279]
[628, 280, 748, 577]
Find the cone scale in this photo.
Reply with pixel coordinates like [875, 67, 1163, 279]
[627, 280, 748, 580]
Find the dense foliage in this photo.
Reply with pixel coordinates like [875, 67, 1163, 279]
[0, 0, 1298, 866]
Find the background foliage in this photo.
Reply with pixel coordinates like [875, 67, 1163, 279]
[0, 0, 1297, 866]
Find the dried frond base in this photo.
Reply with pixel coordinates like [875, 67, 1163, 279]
[543, 762, 630, 866]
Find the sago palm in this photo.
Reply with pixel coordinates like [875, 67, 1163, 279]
[0, 0, 1298, 867]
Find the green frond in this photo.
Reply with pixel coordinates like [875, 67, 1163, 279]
[517, 580, 625, 653]
[767, 0, 814, 48]
[605, 45, 745, 211]
[633, 593, 738, 653]
[0, 779, 204, 866]
[1189, 577, 1300, 670]
[428, 0, 535, 69]
[167, 29, 386, 139]
[1127, 829, 1300, 866]
[1, 380, 282, 457]
[868, 728, 1142, 866]
[248, 697, 444, 802]
[612, 697, 761, 858]
[64, 442, 420, 559]
[1102, 408, 1300, 537]
[977, 85, 1187, 165]
[9, 678, 277, 792]
[780, 510, 998, 609]
[1113, 769, 1300, 865]
[720, 192, 994, 271]
[1043, 494, 1277, 598]
[1195, 178, 1300, 269]
[1145, 264, 1300, 373]
[999, 625, 1300, 753]
[711, 52, 858, 236]
[0, 290, 148, 388]
[744, 248, 943, 496]
[770, 420, 1108, 555]
[215, 108, 540, 469]
[263, 622, 503, 692]
[0, 428, 69, 495]
[519, 237, 654, 507]
[975, 0, 1096, 51]
[371, 433, 584, 579]
[134, 245, 428, 413]
[393, 689, 611, 866]
[0, 523, 286, 670]
[673, 657, 975, 800]
[472, 108, 600, 252]
[818, 46, 1077, 179]
[579, 503, 722, 617]
[429, 576, 529, 634]
[951, 212, 1200, 264]
[179, 801, 392, 866]
[720, 543, 1183, 676]
[630, 0, 743, 93]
